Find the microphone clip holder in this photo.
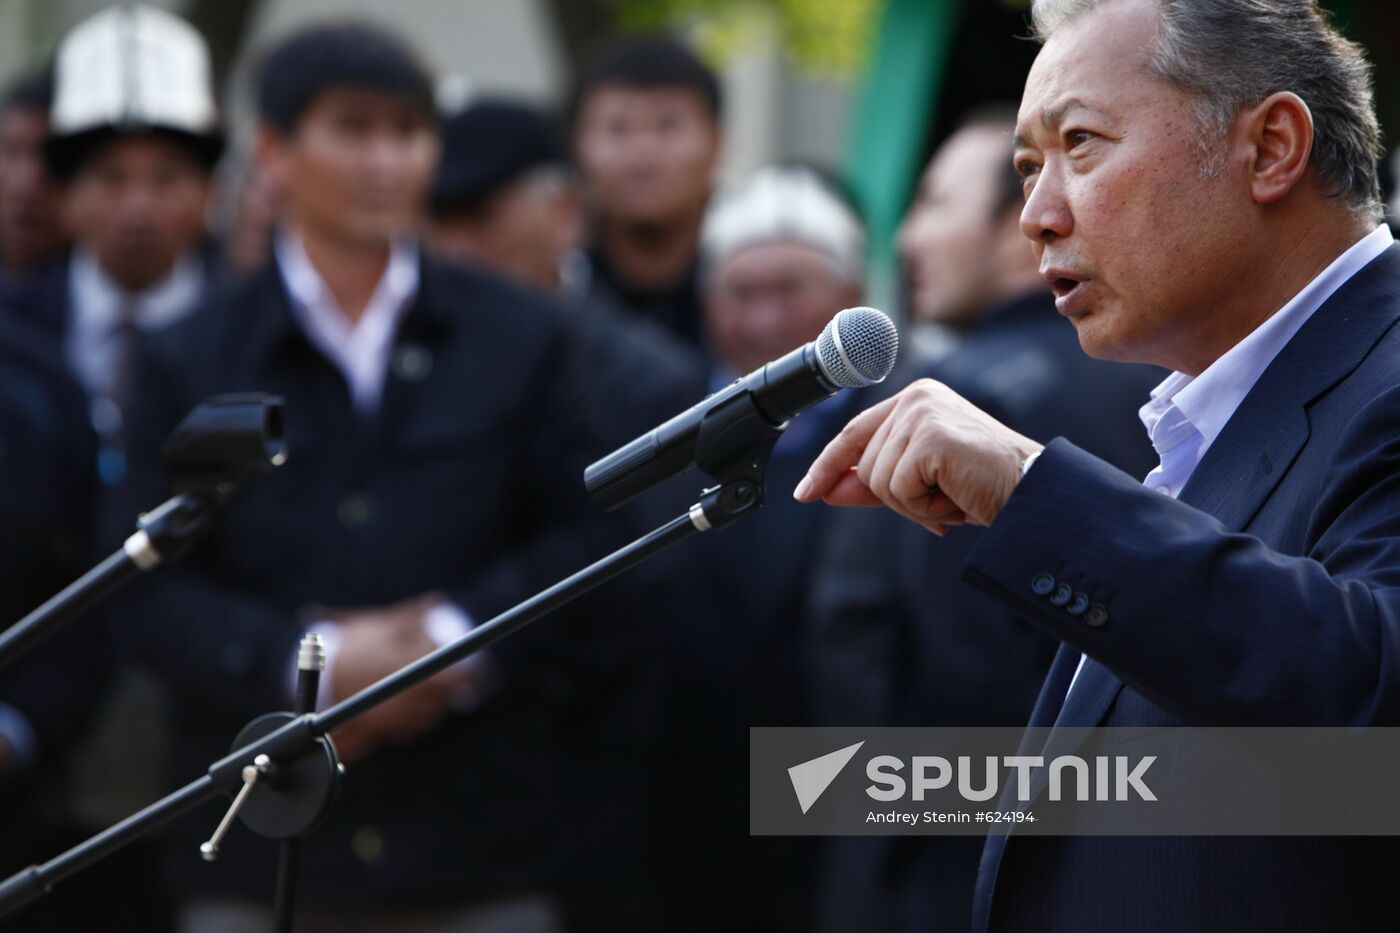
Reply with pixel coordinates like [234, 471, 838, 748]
[690, 382, 786, 512]
[0, 394, 285, 669]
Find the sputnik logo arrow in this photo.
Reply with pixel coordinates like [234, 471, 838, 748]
[788, 741, 865, 814]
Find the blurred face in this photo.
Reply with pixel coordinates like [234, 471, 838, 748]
[0, 106, 65, 274]
[426, 171, 583, 292]
[64, 136, 210, 291]
[574, 86, 720, 227]
[263, 88, 439, 248]
[898, 128, 1017, 326]
[705, 240, 861, 375]
[1012, 0, 1253, 368]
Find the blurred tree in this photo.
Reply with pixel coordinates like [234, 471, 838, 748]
[541, 0, 878, 79]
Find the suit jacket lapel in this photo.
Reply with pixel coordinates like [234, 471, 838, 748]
[1181, 244, 1400, 529]
[1026, 645, 1080, 729]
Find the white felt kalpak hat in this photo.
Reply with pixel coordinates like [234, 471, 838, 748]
[45, 4, 223, 176]
[701, 164, 866, 278]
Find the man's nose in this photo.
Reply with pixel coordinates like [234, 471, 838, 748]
[1020, 170, 1072, 243]
[117, 182, 160, 220]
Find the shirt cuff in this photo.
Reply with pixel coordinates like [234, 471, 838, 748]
[423, 602, 490, 712]
[0, 701, 39, 779]
[293, 605, 488, 714]
[1020, 448, 1044, 480]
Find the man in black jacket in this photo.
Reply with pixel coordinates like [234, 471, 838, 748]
[104, 23, 612, 932]
[426, 94, 708, 933]
[650, 163, 868, 933]
[0, 320, 98, 933]
[570, 37, 723, 352]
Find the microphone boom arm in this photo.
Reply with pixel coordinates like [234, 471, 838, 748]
[0, 476, 766, 918]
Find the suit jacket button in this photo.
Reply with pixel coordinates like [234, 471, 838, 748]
[1050, 583, 1073, 607]
[338, 492, 377, 528]
[393, 343, 433, 382]
[1032, 573, 1055, 596]
[1086, 604, 1109, 627]
[1068, 593, 1090, 616]
[351, 826, 385, 865]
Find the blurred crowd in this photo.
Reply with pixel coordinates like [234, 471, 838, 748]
[0, 7, 1160, 933]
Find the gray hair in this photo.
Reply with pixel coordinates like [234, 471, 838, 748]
[1031, 0, 1383, 221]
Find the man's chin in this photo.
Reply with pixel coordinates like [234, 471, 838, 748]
[342, 216, 415, 247]
[1070, 313, 1134, 363]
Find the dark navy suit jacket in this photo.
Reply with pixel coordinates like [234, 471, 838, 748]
[964, 246, 1400, 931]
[100, 252, 628, 905]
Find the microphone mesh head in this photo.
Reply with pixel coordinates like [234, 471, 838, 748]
[815, 306, 899, 388]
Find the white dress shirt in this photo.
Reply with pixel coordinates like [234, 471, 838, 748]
[273, 231, 482, 711]
[1062, 223, 1395, 699]
[274, 231, 419, 413]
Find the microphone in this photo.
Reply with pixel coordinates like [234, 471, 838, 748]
[585, 306, 899, 511]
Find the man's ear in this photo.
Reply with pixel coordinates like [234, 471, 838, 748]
[551, 179, 587, 255]
[253, 123, 289, 190]
[1242, 91, 1314, 206]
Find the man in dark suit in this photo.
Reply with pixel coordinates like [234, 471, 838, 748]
[2, 5, 225, 487]
[808, 111, 1158, 933]
[797, 0, 1400, 929]
[0, 319, 99, 933]
[0, 319, 96, 775]
[0, 11, 228, 930]
[650, 163, 867, 932]
[426, 95, 707, 933]
[100, 23, 615, 932]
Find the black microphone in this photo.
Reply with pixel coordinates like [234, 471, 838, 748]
[585, 306, 899, 511]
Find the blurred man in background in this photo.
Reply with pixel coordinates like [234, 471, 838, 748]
[2, 6, 223, 486]
[651, 163, 865, 933]
[570, 36, 722, 352]
[806, 109, 1158, 933]
[427, 97, 581, 292]
[427, 94, 703, 459]
[101, 21, 622, 932]
[0, 318, 96, 933]
[0, 11, 228, 931]
[0, 66, 67, 290]
[427, 94, 705, 933]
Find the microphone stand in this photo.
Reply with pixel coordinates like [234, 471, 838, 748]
[0, 495, 212, 668]
[0, 393, 285, 670]
[270, 634, 326, 933]
[0, 475, 769, 923]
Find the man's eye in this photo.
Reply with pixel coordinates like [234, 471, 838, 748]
[1015, 160, 1040, 179]
[1066, 129, 1094, 148]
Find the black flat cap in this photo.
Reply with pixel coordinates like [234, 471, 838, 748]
[430, 97, 567, 214]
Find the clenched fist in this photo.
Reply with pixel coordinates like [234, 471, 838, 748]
[793, 379, 1044, 533]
